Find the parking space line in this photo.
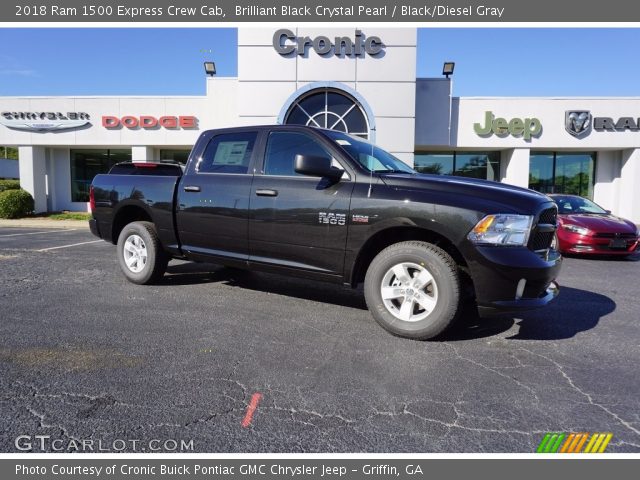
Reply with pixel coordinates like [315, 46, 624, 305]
[37, 240, 103, 252]
[0, 229, 78, 237]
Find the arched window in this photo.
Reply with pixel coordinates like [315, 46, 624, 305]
[284, 88, 370, 140]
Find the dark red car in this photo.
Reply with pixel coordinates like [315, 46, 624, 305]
[551, 194, 640, 256]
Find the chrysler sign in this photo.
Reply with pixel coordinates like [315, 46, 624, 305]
[0, 111, 90, 132]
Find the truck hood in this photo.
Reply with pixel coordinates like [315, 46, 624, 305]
[379, 173, 551, 213]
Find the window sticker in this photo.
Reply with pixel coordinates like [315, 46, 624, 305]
[214, 141, 249, 165]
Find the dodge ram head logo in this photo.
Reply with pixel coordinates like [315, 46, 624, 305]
[565, 111, 592, 138]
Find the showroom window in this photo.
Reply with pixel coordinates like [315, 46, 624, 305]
[284, 88, 370, 139]
[70, 149, 131, 203]
[159, 149, 191, 165]
[414, 152, 501, 181]
[529, 152, 595, 199]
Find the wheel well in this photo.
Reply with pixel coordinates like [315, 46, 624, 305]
[111, 205, 152, 244]
[351, 227, 469, 287]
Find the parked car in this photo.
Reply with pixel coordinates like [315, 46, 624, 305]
[89, 125, 562, 340]
[551, 194, 640, 256]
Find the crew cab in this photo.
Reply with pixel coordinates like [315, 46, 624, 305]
[90, 125, 562, 339]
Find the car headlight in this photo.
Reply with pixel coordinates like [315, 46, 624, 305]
[561, 224, 591, 236]
[468, 214, 533, 246]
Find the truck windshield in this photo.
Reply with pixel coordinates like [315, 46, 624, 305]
[324, 131, 415, 174]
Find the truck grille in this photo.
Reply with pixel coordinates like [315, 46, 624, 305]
[528, 207, 558, 252]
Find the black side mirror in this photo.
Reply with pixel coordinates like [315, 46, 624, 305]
[294, 154, 342, 181]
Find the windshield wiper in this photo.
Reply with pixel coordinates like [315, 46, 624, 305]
[372, 169, 414, 174]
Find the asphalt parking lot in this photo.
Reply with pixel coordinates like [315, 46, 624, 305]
[0, 226, 639, 453]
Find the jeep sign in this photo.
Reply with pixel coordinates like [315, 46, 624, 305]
[474, 111, 542, 141]
[273, 29, 384, 56]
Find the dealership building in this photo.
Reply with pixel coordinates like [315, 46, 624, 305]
[1, 27, 640, 223]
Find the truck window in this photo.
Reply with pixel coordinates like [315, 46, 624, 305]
[198, 132, 257, 174]
[264, 131, 339, 176]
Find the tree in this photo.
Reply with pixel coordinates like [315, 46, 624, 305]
[1, 147, 18, 160]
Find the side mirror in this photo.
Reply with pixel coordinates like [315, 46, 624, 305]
[605, 210, 612, 214]
[294, 154, 342, 181]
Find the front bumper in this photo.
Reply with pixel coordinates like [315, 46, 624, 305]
[462, 242, 562, 314]
[559, 231, 639, 255]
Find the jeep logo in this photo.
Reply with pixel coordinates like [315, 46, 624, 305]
[474, 111, 542, 141]
[273, 29, 384, 57]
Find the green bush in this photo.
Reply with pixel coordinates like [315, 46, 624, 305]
[0, 179, 20, 193]
[0, 189, 34, 219]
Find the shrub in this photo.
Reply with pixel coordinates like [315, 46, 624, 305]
[0, 189, 34, 219]
[0, 179, 20, 193]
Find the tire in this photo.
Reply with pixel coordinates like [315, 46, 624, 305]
[116, 221, 168, 285]
[364, 241, 461, 340]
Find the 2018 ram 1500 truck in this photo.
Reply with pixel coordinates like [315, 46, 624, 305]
[90, 125, 561, 339]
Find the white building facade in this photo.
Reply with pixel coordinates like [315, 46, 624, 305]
[1, 27, 639, 223]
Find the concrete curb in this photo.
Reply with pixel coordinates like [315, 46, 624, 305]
[0, 219, 89, 229]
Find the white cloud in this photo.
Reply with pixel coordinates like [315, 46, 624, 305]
[0, 69, 38, 77]
[0, 54, 38, 77]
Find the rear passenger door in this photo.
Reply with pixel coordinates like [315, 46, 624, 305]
[176, 130, 258, 262]
[248, 130, 354, 277]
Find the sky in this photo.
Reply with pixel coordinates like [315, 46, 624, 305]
[0, 28, 639, 97]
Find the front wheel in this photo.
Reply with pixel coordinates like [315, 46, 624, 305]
[117, 221, 168, 284]
[364, 241, 461, 340]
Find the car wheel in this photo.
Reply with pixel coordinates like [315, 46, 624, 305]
[117, 221, 168, 284]
[364, 241, 461, 340]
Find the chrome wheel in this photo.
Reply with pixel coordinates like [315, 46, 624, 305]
[123, 234, 148, 273]
[380, 262, 438, 322]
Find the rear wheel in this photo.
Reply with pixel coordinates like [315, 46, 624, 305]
[364, 241, 461, 340]
[117, 221, 168, 284]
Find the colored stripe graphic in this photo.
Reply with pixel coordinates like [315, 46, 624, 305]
[584, 433, 599, 453]
[560, 433, 576, 453]
[597, 433, 613, 453]
[536, 432, 612, 453]
[574, 433, 590, 453]
[549, 433, 566, 453]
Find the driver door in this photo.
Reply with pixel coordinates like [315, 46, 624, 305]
[248, 130, 354, 277]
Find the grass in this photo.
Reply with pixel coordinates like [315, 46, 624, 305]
[25, 212, 91, 221]
[45, 212, 92, 221]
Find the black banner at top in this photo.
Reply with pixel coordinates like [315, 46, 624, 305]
[3, 0, 639, 22]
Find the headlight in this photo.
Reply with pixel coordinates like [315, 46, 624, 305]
[468, 214, 533, 246]
[561, 224, 590, 236]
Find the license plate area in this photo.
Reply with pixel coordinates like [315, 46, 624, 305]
[609, 238, 627, 249]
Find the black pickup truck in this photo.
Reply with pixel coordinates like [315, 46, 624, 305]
[90, 125, 561, 339]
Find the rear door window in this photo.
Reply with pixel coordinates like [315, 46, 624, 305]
[198, 132, 257, 174]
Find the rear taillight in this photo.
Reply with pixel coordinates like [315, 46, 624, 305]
[89, 185, 96, 212]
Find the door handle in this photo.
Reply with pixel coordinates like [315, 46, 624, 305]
[256, 189, 278, 197]
[183, 185, 201, 192]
